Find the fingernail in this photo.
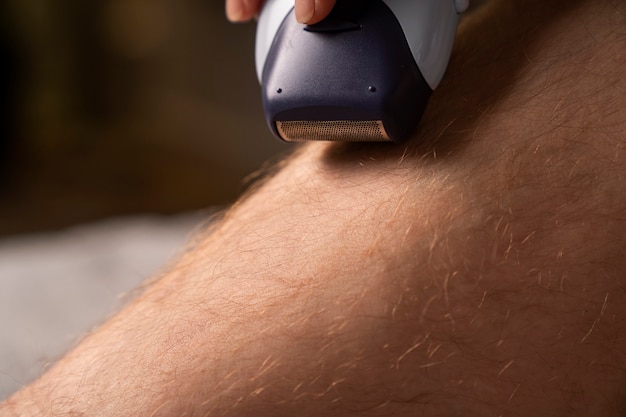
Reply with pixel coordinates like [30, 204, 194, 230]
[295, 0, 315, 23]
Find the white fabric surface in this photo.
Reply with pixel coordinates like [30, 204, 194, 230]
[0, 214, 202, 400]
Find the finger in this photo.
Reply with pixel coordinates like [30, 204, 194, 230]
[226, 0, 265, 22]
[295, 0, 337, 24]
[226, 0, 247, 22]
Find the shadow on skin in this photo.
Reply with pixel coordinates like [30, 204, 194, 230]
[320, 0, 585, 166]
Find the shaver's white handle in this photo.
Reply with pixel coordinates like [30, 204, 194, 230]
[384, 0, 465, 89]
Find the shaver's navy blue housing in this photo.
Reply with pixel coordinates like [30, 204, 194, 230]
[261, 0, 432, 143]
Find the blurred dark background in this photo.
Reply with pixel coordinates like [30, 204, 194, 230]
[0, 0, 284, 237]
[0, 1, 488, 238]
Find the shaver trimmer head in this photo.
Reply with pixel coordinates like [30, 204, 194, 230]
[256, 0, 468, 143]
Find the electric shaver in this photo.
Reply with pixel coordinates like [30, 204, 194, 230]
[255, 0, 468, 143]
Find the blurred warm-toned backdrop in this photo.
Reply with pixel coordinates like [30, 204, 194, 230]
[0, 0, 285, 237]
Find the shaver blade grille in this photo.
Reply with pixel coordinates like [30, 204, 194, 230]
[276, 120, 391, 142]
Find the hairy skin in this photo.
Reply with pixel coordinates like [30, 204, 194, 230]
[4, 0, 626, 416]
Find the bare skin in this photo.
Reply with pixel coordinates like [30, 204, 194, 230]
[3, 0, 626, 415]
